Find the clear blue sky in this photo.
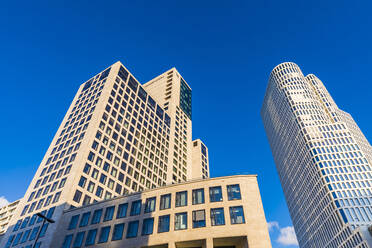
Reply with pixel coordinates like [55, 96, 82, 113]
[1, 1, 372, 247]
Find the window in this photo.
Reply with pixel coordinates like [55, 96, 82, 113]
[73, 231, 85, 248]
[91, 209, 102, 224]
[85, 229, 97, 246]
[211, 208, 225, 226]
[39, 223, 48, 237]
[68, 215, 79, 230]
[130, 200, 142, 216]
[117, 203, 128, 218]
[12, 232, 22, 246]
[13, 220, 22, 231]
[103, 206, 115, 221]
[192, 210, 206, 228]
[73, 190, 82, 203]
[192, 188, 205, 204]
[127, 220, 139, 238]
[209, 186, 223, 202]
[98, 226, 111, 243]
[79, 212, 91, 227]
[142, 218, 154, 235]
[62, 234, 73, 248]
[160, 194, 171, 210]
[112, 223, 125, 241]
[21, 229, 31, 243]
[175, 212, 187, 230]
[158, 215, 170, 233]
[227, 184, 241, 200]
[29, 226, 40, 241]
[144, 197, 156, 213]
[230, 206, 245, 224]
[175, 191, 187, 207]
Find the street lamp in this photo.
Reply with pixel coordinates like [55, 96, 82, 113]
[32, 212, 55, 248]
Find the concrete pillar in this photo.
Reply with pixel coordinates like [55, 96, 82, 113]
[168, 242, 176, 248]
[205, 237, 213, 248]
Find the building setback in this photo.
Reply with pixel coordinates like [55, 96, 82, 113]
[261, 62, 372, 247]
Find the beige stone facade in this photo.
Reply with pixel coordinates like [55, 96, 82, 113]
[50, 175, 271, 248]
[192, 139, 209, 179]
[0, 199, 20, 235]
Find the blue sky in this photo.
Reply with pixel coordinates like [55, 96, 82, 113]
[1, 1, 372, 247]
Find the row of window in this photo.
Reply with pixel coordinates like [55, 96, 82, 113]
[63, 206, 244, 248]
[68, 184, 241, 230]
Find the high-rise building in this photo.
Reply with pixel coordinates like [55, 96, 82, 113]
[0, 61, 210, 248]
[261, 62, 372, 247]
[0, 199, 21, 235]
[192, 139, 209, 179]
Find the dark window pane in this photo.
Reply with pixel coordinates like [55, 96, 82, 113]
[130, 200, 141, 216]
[98, 226, 111, 243]
[209, 186, 223, 202]
[112, 223, 125, 241]
[211, 208, 225, 226]
[91, 209, 102, 224]
[230, 206, 245, 224]
[79, 212, 91, 227]
[62, 234, 73, 248]
[127, 221, 139, 238]
[73, 231, 85, 248]
[142, 218, 154, 235]
[85, 229, 97, 246]
[68, 215, 79, 230]
[158, 215, 170, 233]
[144, 197, 156, 213]
[227, 184, 241, 200]
[117, 203, 128, 219]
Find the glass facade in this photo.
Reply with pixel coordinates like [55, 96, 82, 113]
[179, 78, 192, 120]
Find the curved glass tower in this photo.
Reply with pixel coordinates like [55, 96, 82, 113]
[261, 62, 372, 247]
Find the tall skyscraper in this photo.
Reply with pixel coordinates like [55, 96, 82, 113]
[0, 61, 209, 248]
[261, 62, 372, 247]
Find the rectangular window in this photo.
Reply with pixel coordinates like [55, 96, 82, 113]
[117, 203, 128, 219]
[127, 220, 139, 238]
[227, 184, 241, 200]
[175, 191, 187, 207]
[98, 226, 111, 243]
[28, 226, 40, 241]
[160, 194, 171, 210]
[175, 212, 187, 230]
[91, 209, 102, 224]
[192, 210, 206, 228]
[79, 212, 91, 227]
[158, 215, 170, 233]
[130, 200, 142, 216]
[211, 208, 225, 226]
[73, 190, 82, 203]
[68, 215, 79, 230]
[20, 229, 31, 243]
[112, 223, 125, 241]
[62, 234, 73, 248]
[144, 197, 156, 213]
[85, 229, 97, 246]
[209, 186, 223, 202]
[230, 206, 245, 224]
[73, 231, 85, 248]
[142, 217, 154, 235]
[192, 188, 205, 205]
[103, 206, 115, 221]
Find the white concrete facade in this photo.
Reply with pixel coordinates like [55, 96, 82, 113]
[261, 62, 372, 248]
